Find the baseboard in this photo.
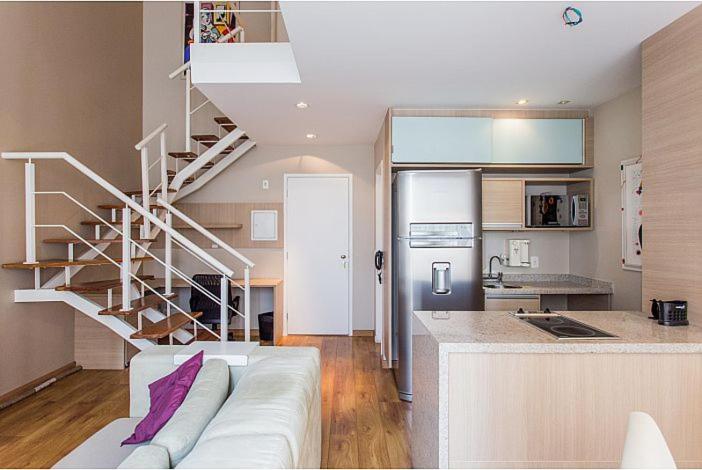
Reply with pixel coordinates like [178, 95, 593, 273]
[0, 362, 79, 409]
[353, 330, 374, 337]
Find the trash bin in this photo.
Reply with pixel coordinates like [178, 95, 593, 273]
[258, 312, 274, 341]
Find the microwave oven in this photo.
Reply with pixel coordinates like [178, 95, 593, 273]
[527, 194, 589, 227]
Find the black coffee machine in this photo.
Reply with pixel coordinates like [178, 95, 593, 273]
[650, 299, 688, 326]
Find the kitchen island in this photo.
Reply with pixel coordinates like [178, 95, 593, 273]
[413, 310, 702, 468]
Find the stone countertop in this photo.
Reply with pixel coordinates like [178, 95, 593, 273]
[413, 310, 702, 353]
[483, 274, 613, 295]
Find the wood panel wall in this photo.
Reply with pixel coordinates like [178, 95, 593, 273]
[155, 202, 284, 249]
[641, 5, 702, 323]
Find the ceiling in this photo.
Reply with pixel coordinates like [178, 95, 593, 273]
[198, 1, 698, 145]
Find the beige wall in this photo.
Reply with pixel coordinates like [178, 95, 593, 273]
[181, 144, 376, 330]
[0, 2, 143, 395]
[569, 87, 642, 310]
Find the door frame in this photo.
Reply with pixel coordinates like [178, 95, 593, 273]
[374, 162, 384, 346]
[283, 173, 353, 336]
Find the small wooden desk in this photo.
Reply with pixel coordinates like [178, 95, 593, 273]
[231, 278, 284, 345]
[149, 277, 284, 345]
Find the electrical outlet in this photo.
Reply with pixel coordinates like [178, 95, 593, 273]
[530, 256, 539, 268]
[262, 179, 269, 190]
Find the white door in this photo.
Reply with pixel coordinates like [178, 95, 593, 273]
[285, 175, 352, 335]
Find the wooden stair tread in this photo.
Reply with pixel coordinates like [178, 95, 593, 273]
[81, 217, 145, 226]
[97, 204, 163, 210]
[214, 117, 233, 125]
[123, 189, 176, 196]
[191, 134, 219, 142]
[220, 124, 236, 132]
[168, 151, 198, 159]
[56, 275, 155, 293]
[2, 256, 152, 270]
[43, 238, 156, 244]
[99, 293, 177, 316]
[199, 141, 236, 151]
[131, 311, 202, 339]
[168, 175, 195, 183]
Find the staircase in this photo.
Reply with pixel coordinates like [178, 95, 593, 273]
[2, 62, 257, 350]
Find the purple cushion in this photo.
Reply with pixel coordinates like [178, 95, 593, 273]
[122, 350, 204, 445]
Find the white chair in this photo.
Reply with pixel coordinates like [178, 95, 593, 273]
[620, 411, 676, 469]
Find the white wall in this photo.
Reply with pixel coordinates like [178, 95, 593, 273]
[570, 87, 642, 310]
[181, 144, 376, 330]
[483, 232, 570, 275]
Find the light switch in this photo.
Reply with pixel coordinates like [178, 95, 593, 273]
[261, 179, 269, 190]
[530, 256, 539, 268]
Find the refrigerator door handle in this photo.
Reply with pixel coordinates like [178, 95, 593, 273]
[432, 262, 451, 295]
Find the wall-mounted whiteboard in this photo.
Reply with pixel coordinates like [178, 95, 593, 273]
[621, 157, 642, 271]
[251, 210, 278, 241]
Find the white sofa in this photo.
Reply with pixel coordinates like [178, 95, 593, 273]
[54, 345, 321, 469]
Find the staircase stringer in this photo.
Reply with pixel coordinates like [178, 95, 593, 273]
[13, 289, 155, 350]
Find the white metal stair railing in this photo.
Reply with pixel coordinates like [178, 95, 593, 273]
[1, 151, 254, 345]
[31, 191, 227, 343]
[130, 124, 255, 340]
[158, 199, 253, 341]
[166, 60, 257, 201]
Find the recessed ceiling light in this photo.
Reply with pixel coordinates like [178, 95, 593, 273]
[296, 102, 309, 109]
[516, 99, 529, 105]
[558, 99, 572, 105]
[306, 133, 317, 139]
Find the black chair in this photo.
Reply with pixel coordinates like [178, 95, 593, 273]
[189, 274, 240, 336]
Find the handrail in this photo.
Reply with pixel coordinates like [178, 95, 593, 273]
[157, 198, 255, 268]
[135, 123, 168, 150]
[1, 152, 234, 278]
[169, 62, 190, 80]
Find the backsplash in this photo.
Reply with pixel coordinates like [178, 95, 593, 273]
[483, 231, 570, 274]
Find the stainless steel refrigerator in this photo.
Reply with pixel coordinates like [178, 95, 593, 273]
[392, 170, 483, 401]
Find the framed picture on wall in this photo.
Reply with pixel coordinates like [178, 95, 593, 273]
[621, 156, 642, 271]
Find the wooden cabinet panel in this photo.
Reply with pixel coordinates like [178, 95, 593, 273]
[482, 179, 523, 229]
[391, 116, 492, 163]
[484, 296, 540, 311]
[492, 118, 584, 164]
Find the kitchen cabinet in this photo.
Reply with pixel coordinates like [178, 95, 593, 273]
[392, 116, 493, 163]
[482, 179, 523, 230]
[484, 295, 540, 311]
[482, 177, 593, 232]
[392, 115, 586, 166]
[492, 118, 584, 164]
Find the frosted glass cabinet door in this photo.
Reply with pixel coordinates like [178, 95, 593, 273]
[392, 117, 493, 163]
[492, 119, 584, 164]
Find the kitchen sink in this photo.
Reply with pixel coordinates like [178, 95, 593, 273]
[483, 283, 522, 289]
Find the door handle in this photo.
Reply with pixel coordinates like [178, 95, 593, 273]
[432, 262, 451, 295]
[340, 255, 347, 259]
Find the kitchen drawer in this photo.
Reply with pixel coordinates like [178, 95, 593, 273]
[392, 116, 493, 163]
[482, 179, 524, 230]
[484, 295, 540, 311]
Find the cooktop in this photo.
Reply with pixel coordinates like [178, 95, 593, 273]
[512, 309, 619, 340]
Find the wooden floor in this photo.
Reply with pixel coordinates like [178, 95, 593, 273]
[0, 336, 411, 469]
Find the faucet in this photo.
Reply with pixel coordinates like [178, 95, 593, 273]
[488, 255, 503, 283]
